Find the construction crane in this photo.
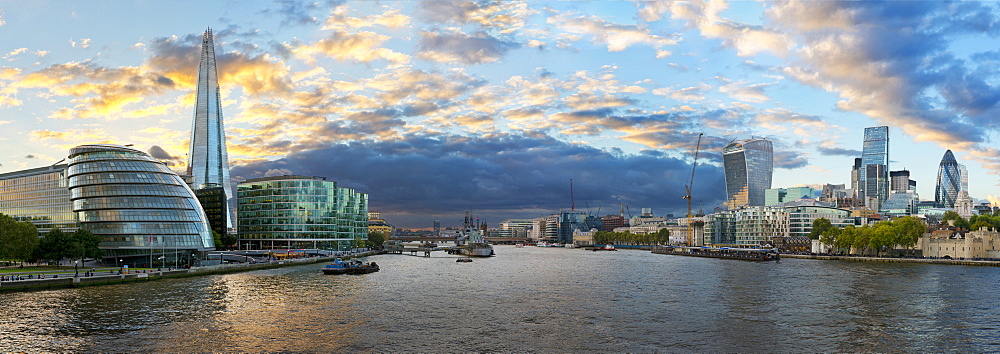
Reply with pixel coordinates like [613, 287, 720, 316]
[683, 133, 703, 246]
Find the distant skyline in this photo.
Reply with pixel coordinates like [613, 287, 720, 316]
[2, 1, 1000, 228]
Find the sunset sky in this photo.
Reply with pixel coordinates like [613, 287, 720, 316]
[3, 1, 1000, 228]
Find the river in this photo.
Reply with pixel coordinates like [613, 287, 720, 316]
[2, 246, 999, 352]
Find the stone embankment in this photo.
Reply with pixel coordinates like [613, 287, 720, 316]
[781, 253, 1000, 267]
[0, 251, 380, 292]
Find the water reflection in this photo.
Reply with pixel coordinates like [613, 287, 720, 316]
[2, 248, 1000, 352]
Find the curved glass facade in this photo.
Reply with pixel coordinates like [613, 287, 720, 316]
[723, 138, 773, 209]
[67, 144, 214, 261]
[237, 176, 368, 250]
[935, 149, 961, 208]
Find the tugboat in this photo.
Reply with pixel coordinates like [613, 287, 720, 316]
[322, 259, 380, 275]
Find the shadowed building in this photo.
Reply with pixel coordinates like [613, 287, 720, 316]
[935, 150, 961, 208]
[723, 138, 773, 209]
[861, 126, 889, 209]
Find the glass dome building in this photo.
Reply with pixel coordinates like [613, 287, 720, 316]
[66, 144, 214, 265]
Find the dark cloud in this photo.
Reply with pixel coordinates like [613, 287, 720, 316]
[417, 31, 519, 65]
[148, 145, 182, 166]
[231, 132, 726, 229]
[773, 150, 809, 169]
[817, 146, 862, 157]
[258, 0, 333, 27]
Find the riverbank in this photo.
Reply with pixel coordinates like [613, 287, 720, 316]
[0, 251, 380, 292]
[781, 253, 1000, 267]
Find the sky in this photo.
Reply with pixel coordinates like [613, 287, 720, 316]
[2, 1, 1000, 229]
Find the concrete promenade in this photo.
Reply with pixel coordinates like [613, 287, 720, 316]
[0, 250, 380, 292]
[781, 253, 1000, 267]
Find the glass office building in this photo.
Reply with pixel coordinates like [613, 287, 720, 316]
[67, 144, 215, 264]
[188, 28, 234, 228]
[861, 126, 889, 208]
[723, 138, 773, 209]
[237, 176, 368, 250]
[935, 149, 961, 208]
[0, 165, 76, 233]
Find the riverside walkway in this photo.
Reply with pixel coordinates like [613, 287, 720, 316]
[0, 250, 381, 292]
[782, 253, 1000, 267]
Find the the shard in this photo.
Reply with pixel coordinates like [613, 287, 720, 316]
[188, 28, 233, 229]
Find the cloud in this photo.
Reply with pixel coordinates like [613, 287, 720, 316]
[293, 30, 410, 65]
[817, 146, 862, 157]
[258, 0, 325, 26]
[231, 132, 726, 228]
[147, 145, 184, 166]
[417, 0, 530, 35]
[665, 0, 791, 57]
[417, 30, 517, 65]
[549, 13, 680, 52]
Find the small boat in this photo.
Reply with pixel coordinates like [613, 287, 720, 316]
[323, 260, 380, 275]
[456, 258, 473, 263]
[593, 244, 616, 251]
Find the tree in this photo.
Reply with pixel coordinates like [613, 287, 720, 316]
[893, 216, 925, 250]
[221, 233, 238, 250]
[654, 228, 671, 245]
[941, 210, 960, 224]
[836, 225, 857, 251]
[36, 228, 74, 265]
[211, 230, 223, 249]
[367, 232, 386, 249]
[0, 213, 39, 265]
[818, 227, 840, 253]
[971, 220, 993, 231]
[809, 218, 834, 240]
[953, 217, 971, 231]
[71, 229, 104, 264]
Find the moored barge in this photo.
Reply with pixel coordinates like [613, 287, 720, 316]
[652, 246, 779, 261]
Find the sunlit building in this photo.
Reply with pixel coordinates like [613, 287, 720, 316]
[705, 206, 788, 246]
[188, 28, 234, 230]
[723, 138, 773, 209]
[236, 175, 368, 250]
[66, 144, 215, 264]
[0, 164, 76, 233]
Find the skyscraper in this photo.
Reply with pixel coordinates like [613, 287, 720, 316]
[861, 126, 889, 209]
[936, 149, 961, 208]
[723, 138, 773, 209]
[187, 28, 233, 229]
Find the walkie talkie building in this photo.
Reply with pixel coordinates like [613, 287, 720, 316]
[723, 138, 773, 209]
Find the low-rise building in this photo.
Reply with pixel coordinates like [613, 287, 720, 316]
[920, 230, 1000, 259]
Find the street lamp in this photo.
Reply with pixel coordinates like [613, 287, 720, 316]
[74, 260, 79, 277]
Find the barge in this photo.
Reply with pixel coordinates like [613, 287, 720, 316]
[652, 246, 779, 261]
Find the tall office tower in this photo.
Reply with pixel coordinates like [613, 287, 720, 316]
[187, 28, 233, 228]
[861, 126, 889, 209]
[959, 164, 969, 191]
[850, 158, 862, 198]
[936, 150, 961, 208]
[889, 170, 910, 193]
[723, 138, 773, 209]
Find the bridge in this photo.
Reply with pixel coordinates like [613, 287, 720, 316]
[389, 236, 529, 244]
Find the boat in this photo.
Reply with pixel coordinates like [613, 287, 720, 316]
[593, 244, 616, 251]
[454, 212, 494, 257]
[515, 243, 525, 248]
[456, 257, 473, 263]
[322, 260, 380, 275]
[651, 246, 779, 261]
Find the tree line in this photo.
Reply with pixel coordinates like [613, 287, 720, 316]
[592, 229, 670, 245]
[0, 213, 104, 266]
[810, 216, 926, 256]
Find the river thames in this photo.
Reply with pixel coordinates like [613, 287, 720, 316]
[2, 246, 999, 352]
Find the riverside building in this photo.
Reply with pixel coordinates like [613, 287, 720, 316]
[723, 138, 773, 209]
[236, 175, 368, 251]
[0, 144, 216, 266]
